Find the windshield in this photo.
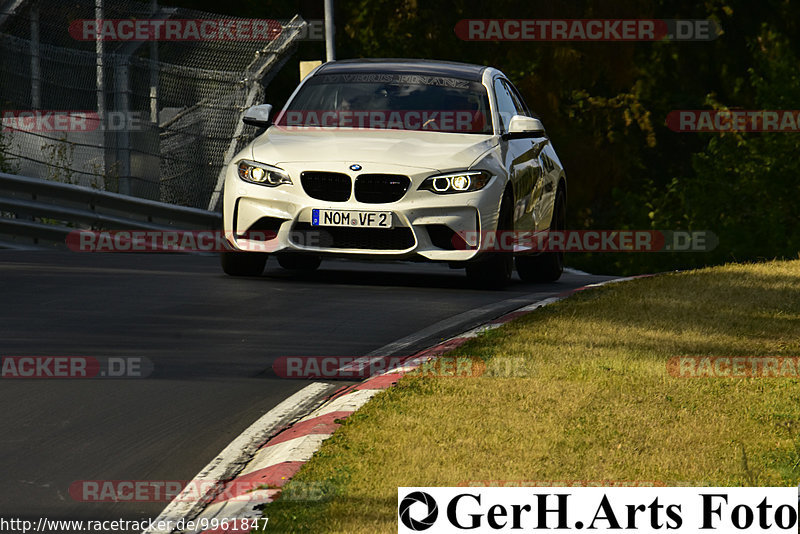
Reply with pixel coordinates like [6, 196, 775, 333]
[276, 73, 493, 134]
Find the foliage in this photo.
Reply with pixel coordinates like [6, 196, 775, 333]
[163, 0, 799, 274]
[330, 0, 800, 274]
[0, 130, 19, 174]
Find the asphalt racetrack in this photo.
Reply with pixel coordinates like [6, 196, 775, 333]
[0, 251, 615, 529]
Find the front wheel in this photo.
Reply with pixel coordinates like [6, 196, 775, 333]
[466, 192, 513, 289]
[516, 188, 565, 282]
[220, 251, 268, 276]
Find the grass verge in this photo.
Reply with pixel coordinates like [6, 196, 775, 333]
[260, 260, 800, 533]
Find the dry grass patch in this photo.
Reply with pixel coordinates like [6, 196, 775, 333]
[261, 260, 800, 533]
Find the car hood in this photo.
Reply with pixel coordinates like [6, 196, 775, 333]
[250, 127, 497, 171]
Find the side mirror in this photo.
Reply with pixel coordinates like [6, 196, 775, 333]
[505, 115, 546, 138]
[242, 104, 273, 128]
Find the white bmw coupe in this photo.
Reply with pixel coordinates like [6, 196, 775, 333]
[221, 59, 566, 287]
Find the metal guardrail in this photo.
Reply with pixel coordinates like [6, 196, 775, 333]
[0, 172, 222, 249]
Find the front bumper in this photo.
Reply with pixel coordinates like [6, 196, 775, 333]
[222, 160, 505, 261]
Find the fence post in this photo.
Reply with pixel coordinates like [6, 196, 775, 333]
[114, 58, 131, 196]
[29, 1, 41, 109]
[149, 0, 160, 123]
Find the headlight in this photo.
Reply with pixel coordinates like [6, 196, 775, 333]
[418, 171, 491, 194]
[237, 160, 292, 187]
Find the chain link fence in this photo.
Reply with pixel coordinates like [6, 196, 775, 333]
[0, 0, 306, 210]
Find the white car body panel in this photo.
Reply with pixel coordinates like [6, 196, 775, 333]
[251, 128, 499, 170]
[222, 60, 565, 264]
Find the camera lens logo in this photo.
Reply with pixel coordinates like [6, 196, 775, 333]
[399, 491, 438, 531]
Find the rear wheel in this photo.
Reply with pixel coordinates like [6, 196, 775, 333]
[466, 192, 513, 289]
[516, 187, 565, 282]
[220, 251, 268, 276]
[277, 253, 322, 271]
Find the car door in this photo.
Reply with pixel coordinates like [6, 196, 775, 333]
[535, 145, 560, 232]
[504, 80, 554, 232]
[493, 77, 541, 235]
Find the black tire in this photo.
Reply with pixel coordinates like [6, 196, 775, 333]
[516, 187, 565, 282]
[220, 251, 268, 276]
[277, 253, 322, 271]
[466, 192, 514, 289]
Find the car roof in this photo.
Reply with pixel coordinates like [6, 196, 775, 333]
[314, 59, 488, 82]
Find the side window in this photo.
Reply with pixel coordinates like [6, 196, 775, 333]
[504, 80, 531, 117]
[493, 78, 518, 133]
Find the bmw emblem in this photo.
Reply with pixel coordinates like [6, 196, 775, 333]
[349, 164, 362, 171]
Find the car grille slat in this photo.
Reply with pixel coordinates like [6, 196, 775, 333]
[354, 174, 410, 204]
[300, 172, 351, 202]
[290, 223, 415, 250]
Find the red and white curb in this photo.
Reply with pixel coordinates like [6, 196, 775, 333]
[145, 274, 653, 534]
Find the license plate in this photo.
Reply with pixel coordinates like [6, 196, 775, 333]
[312, 209, 393, 228]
